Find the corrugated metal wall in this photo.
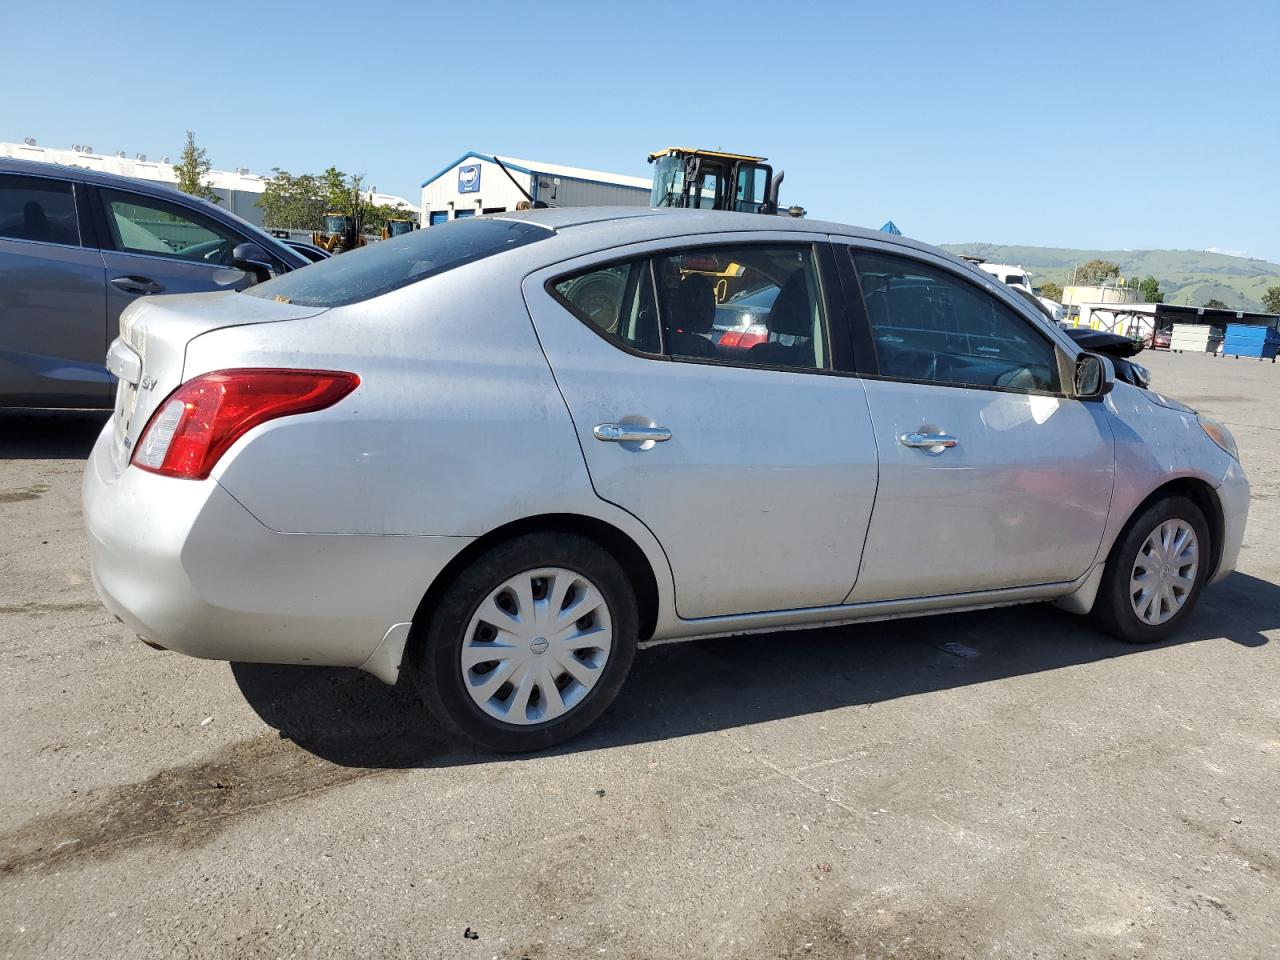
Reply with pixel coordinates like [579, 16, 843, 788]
[537, 175, 649, 208]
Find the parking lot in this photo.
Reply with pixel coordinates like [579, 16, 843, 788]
[1, 349, 1277, 959]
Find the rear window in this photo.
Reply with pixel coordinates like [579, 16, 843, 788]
[245, 218, 552, 307]
[0, 174, 79, 246]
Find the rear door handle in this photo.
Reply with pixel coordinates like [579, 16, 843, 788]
[111, 276, 165, 295]
[593, 423, 672, 443]
[899, 432, 958, 449]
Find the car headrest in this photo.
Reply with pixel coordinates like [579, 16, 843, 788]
[768, 270, 814, 337]
[669, 275, 716, 334]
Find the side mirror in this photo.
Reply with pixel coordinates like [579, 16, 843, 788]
[1074, 352, 1115, 399]
[232, 242, 274, 284]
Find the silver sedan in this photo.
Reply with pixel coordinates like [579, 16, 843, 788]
[83, 208, 1249, 751]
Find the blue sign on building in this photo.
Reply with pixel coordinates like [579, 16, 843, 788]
[458, 164, 481, 194]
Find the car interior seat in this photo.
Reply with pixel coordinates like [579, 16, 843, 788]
[664, 275, 719, 359]
[748, 270, 816, 367]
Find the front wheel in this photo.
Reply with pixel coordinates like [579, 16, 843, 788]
[1090, 495, 1210, 643]
[409, 532, 638, 752]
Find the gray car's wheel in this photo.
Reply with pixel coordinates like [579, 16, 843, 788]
[1090, 495, 1210, 643]
[410, 531, 638, 752]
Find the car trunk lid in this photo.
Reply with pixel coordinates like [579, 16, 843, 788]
[108, 291, 328, 471]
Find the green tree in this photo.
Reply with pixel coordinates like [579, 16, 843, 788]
[1038, 281, 1063, 302]
[1138, 276, 1164, 303]
[321, 167, 364, 215]
[1075, 259, 1121, 284]
[362, 201, 414, 237]
[1204, 298, 1230, 309]
[173, 131, 219, 203]
[258, 166, 413, 237]
[1262, 285, 1280, 314]
[257, 169, 326, 230]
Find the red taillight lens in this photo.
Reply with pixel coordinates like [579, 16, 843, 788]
[131, 369, 359, 479]
[737, 330, 768, 349]
[719, 330, 743, 348]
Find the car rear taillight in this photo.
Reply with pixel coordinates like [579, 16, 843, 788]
[131, 369, 359, 479]
[719, 329, 769, 351]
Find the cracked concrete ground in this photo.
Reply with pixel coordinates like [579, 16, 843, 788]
[1, 349, 1277, 959]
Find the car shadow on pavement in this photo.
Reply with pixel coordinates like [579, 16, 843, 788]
[0, 410, 109, 459]
[232, 570, 1278, 769]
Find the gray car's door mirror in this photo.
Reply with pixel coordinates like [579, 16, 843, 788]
[1074, 352, 1114, 399]
[231, 242, 275, 284]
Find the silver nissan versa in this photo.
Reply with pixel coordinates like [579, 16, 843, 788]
[82, 208, 1249, 752]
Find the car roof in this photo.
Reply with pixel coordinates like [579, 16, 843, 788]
[494, 206, 964, 267]
[0, 156, 305, 267]
[0, 156, 215, 205]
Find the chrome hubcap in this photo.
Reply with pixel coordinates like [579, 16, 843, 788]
[461, 567, 612, 725]
[1130, 519, 1199, 626]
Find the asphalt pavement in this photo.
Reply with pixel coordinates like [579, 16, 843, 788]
[2, 349, 1277, 959]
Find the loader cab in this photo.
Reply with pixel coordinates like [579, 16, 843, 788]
[312, 213, 365, 254]
[323, 214, 352, 237]
[383, 219, 417, 239]
[648, 148, 779, 215]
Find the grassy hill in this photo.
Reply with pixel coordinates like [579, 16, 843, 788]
[940, 243, 1280, 313]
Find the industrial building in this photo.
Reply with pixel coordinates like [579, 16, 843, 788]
[0, 139, 417, 228]
[1069, 301, 1279, 343]
[419, 151, 650, 225]
[1061, 282, 1141, 308]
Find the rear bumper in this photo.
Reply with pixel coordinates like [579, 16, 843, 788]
[1210, 458, 1250, 585]
[82, 422, 472, 670]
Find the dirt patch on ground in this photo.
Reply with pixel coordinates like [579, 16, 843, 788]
[740, 898, 979, 960]
[0, 483, 49, 503]
[0, 600, 103, 615]
[0, 733, 391, 875]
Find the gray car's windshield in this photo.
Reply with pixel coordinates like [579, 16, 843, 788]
[245, 218, 552, 307]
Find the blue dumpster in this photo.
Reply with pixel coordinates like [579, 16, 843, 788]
[1222, 323, 1279, 360]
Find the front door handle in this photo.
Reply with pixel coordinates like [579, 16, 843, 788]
[593, 423, 672, 443]
[111, 276, 165, 295]
[899, 432, 958, 449]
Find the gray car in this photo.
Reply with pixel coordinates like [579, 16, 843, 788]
[82, 209, 1249, 753]
[0, 158, 307, 408]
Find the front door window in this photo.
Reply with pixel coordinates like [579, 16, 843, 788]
[855, 250, 1060, 393]
[99, 189, 241, 266]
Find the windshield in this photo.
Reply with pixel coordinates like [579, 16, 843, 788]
[650, 155, 682, 207]
[245, 218, 551, 307]
[324, 215, 350, 234]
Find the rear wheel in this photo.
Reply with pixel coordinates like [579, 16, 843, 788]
[410, 532, 637, 752]
[1091, 495, 1210, 643]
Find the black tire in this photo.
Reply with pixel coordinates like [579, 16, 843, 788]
[409, 531, 638, 753]
[1090, 495, 1211, 643]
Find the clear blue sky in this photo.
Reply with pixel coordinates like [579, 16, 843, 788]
[3, 0, 1277, 260]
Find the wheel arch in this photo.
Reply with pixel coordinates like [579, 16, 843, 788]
[408, 513, 662, 651]
[1115, 476, 1225, 579]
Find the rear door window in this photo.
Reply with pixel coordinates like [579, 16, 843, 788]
[552, 244, 830, 371]
[654, 245, 828, 370]
[247, 218, 552, 307]
[553, 259, 662, 354]
[0, 174, 80, 246]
